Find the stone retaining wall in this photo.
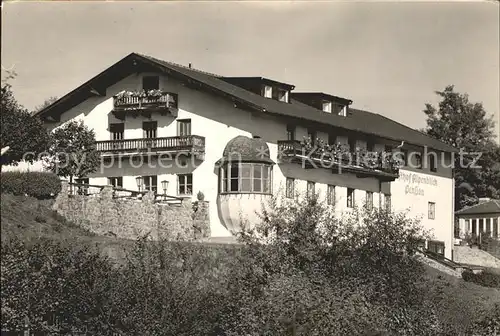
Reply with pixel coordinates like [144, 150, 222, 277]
[53, 181, 210, 241]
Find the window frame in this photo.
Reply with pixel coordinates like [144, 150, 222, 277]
[142, 175, 158, 193]
[366, 191, 373, 210]
[286, 125, 296, 141]
[285, 178, 295, 199]
[384, 193, 391, 210]
[322, 100, 332, 113]
[327, 185, 336, 206]
[108, 176, 123, 188]
[177, 119, 192, 137]
[263, 85, 273, 98]
[428, 202, 436, 220]
[429, 153, 437, 172]
[307, 181, 315, 199]
[347, 188, 355, 208]
[142, 121, 158, 139]
[109, 123, 124, 140]
[220, 163, 273, 194]
[177, 173, 193, 196]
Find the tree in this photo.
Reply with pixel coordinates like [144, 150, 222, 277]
[423, 85, 500, 209]
[44, 120, 100, 183]
[34, 96, 58, 112]
[1, 73, 51, 166]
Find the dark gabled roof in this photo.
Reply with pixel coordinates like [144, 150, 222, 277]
[35, 52, 458, 153]
[291, 92, 353, 105]
[455, 199, 500, 216]
[221, 77, 296, 90]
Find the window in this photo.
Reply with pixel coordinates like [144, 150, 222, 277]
[263, 85, 272, 98]
[402, 149, 409, 166]
[465, 219, 470, 232]
[366, 191, 373, 210]
[178, 174, 193, 195]
[143, 121, 157, 139]
[348, 138, 356, 152]
[108, 177, 123, 188]
[327, 185, 336, 206]
[307, 130, 316, 144]
[143, 175, 157, 193]
[384, 145, 393, 153]
[307, 181, 315, 198]
[322, 100, 332, 113]
[109, 123, 124, 140]
[274, 89, 289, 102]
[328, 133, 336, 145]
[367, 140, 375, 152]
[177, 119, 191, 136]
[429, 153, 437, 172]
[221, 163, 272, 194]
[286, 125, 296, 141]
[142, 76, 159, 91]
[338, 105, 347, 117]
[428, 240, 445, 257]
[415, 152, 423, 169]
[384, 194, 391, 210]
[428, 202, 436, 219]
[479, 219, 484, 233]
[347, 188, 355, 208]
[285, 178, 295, 198]
[472, 219, 477, 234]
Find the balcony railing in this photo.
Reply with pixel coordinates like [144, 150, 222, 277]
[96, 135, 205, 157]
[278, 139, 399, 181]
[113, 90, 177, 110]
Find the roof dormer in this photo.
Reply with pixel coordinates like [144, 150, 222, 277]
[221, 77, 295, 103]
[291, 92, 353, 116]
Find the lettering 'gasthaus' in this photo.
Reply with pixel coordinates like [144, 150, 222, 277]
[27, 52, 457, 259]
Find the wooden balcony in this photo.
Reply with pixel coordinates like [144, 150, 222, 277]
[96, 135, 205, 159]
[278, 140, 399, 182]
[112, 91, 178, 120]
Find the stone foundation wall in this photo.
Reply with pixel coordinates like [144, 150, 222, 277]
[53, 181, 210, 241]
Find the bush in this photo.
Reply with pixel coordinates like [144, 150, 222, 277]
[462, 268, 500, 288]
[1, 171, 61, 199]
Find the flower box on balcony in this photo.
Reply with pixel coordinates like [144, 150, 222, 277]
[278, 137, 400, 181]
[112, 90, 178, 120]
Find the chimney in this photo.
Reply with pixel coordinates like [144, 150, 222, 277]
[478, 197, 491, 203]
[188, 63, 192, 68]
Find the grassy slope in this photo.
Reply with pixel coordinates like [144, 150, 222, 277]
[1, 193, 499, 323]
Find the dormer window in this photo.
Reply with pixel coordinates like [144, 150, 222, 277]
[274, 89, 289, 103]
[322, 100, 332, 113]
[338, 105, 347, 117]
[263, 85, 272, 98]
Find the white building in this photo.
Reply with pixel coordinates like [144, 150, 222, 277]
[34, 52, 457, 259]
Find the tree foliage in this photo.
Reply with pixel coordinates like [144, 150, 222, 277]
[1, 74, 51, 166]
[423, 85, 500, 209]
[44, 120, 100, 182]
[34, 96, 59, 112]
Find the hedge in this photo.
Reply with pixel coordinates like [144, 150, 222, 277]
[462, 268, 500, 288]
[1, 171, 61, 199]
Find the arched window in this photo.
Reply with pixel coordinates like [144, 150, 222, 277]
[220, 163, 272, 194]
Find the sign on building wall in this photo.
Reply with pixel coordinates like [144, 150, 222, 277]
[397, 171, 438, 196]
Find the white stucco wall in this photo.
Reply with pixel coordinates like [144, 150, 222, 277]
[25, 71, 455, 255]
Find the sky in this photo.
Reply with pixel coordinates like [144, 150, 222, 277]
[2, 1, 499, 139]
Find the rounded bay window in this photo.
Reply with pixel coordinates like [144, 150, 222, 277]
[216, 135, 275, 233]
[220, 163, 272, 194]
